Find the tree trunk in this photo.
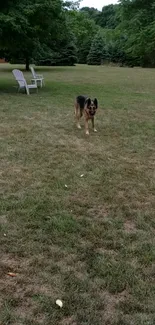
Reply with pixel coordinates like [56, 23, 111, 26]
[25, 57, 30, 71]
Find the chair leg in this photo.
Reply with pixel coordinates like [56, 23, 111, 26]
[26, 86, 30, 95]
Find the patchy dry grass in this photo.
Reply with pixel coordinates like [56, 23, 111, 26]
[0, 63, 155, 325]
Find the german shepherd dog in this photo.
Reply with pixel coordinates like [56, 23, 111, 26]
[74, 96, 98, 135]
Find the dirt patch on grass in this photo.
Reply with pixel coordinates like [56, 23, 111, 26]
[14, 299, 39, 320]
[0, 254, 20, 277]
[0, 215, 8, 225]
[59, 316, 77, 325]
[97, 247, 118, 258]
[87, 205, 111, 219]
[56, 254, 88, 281]
[101, 290, 128, 323]
[124, 220, 137, 233]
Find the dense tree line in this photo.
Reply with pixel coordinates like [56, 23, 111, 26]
[79, 0, 155, 67]
[0, 0, 155, 69]
[0, 0, 78, 69]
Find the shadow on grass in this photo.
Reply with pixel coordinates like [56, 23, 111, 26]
[0, 81, 19, 94]
[0, 63, 75, 73]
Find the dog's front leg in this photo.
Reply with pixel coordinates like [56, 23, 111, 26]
[92, 117, 97, 132]
[85, 118, 89, 135]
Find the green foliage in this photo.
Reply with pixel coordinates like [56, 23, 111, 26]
[87, 32, 106, 65]
[66, 9, 98, 64]
[97, 4, 120, 29]
[51, 31, 77, 66]
[79, 5, 127, 66]
[1, 0, 155, 68]
[119, 0, 155, 67]
[80, 4, 120, 29]
[63, 0, 81, 10]
[80, 6, 99, 21]
[34, 22, 77, 66]
[0, 0, 77, 69]
[78, 38, 92, 64]
[87, 29, 127, 66]
[80, 0, 155, 67]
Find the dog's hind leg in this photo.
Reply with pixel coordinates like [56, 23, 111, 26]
[76, 110, 82, 129]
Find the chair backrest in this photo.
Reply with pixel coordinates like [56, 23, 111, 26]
[30, 66, 36, 78]
[12, 69, 26, 88]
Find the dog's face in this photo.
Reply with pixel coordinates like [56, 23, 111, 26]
[85, 98, 98, 117]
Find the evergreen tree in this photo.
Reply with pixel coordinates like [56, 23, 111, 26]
[78, 38, 92, 64]
[34, 28, 77, 66]
[87, 33, 106, 65]
[66, 9, 98, 64]
[119, 0, 155, 67]
[56, 32, 77, 66]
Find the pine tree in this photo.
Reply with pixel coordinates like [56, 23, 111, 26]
[78, 38, 92, 64]
[87, 33, 105, 65]
[59, 32, 77, 66]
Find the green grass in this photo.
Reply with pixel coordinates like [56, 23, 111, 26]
[0, 63, 155, 325]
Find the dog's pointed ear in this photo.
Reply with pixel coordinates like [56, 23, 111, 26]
[94, 98, 98, 109]
[85, 98, 91, 107]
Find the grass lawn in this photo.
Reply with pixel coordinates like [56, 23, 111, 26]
[0, 63, 155, 325]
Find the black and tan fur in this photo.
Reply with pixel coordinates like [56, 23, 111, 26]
[74, 95, 98, 135]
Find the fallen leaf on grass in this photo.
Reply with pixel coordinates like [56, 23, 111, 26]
[7, 272, 17, 277]
[56, 299, 63, 308]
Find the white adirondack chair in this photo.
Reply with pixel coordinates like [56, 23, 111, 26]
[12, 69, 38, 95]
[30, 67, 44, 87]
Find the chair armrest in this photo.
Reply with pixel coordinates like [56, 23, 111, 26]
[36, 74, 44, 78]
[17, 79, 26, 82]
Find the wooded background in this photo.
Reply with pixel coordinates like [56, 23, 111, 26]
[0, 0, 155, 69]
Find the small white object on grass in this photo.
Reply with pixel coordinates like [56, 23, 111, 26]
[4, 233, 6, 237]
[56, 299, 63, 308]
[80, 174, 84, 178]
[65, 184, 68, 188]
